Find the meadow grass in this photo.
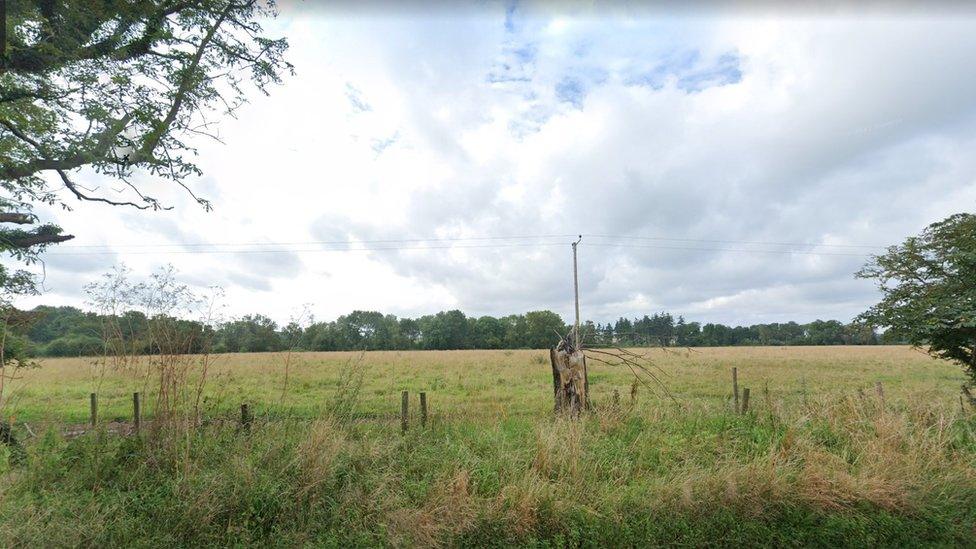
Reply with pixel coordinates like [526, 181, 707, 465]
[3, 346, 965, 423]
[0, 346, 974, 547]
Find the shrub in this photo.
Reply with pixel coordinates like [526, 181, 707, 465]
[41, 335, 103, 357]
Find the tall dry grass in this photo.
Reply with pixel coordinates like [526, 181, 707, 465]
[1, 346, 974, 545]
[83, 266, 224, 463]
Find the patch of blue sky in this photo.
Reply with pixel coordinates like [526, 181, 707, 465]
[486, 39, 536, 86]
[345, 83, 372, 113]
[512, 43, 537, 63]
[486, 72, 532, 84]
[370, 132, 399, 156]
[508, 104, 552, 138]
[554, 67, 607, 109]
[504, 1, 518, 33]
[555, 76, 586, 108]
[624, 50, 742, 93]
[677, 52, 742, 92]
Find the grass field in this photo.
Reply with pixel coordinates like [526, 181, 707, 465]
[1, 346, 975, 546]
[4, 346, 966, 423]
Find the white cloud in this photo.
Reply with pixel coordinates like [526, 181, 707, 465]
[15, 6, 976, 326]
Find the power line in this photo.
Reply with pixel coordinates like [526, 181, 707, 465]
[42, 233, 883, 258]
[43, 241, 875, 258]
[55, 232, 887, 252]
[584, 242, 872, 257]
[44, 241, 571, 256]
[585, 234, 886, 250]
[57, 234, 579, 249]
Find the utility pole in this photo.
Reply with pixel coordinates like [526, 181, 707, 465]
[572, 235, 582, 348]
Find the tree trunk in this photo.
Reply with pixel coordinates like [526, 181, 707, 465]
[550, 340, 588, 416]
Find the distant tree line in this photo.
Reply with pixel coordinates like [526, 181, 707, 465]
[596, 313, 884, 347]
[12, 306, 899, 357]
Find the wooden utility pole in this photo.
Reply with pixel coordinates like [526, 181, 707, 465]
[550, 235, 589, 415]
[572, 235, 582, 347]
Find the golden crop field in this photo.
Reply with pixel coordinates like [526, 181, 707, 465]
[6, 345, 965, 424]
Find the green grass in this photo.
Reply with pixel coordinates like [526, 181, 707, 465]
[0, 347, 974, 546]
[2, 346, 965, 423]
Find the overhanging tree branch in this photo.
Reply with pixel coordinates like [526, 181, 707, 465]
[0, 0, 289, 270]
[57, 170, 155, 210]
[0, 113, 137, 180]
[2, 1, 192, 73]
[5, 233, 74, 248]
[0, 214, 36, 225]
[129, 2, 236, 164]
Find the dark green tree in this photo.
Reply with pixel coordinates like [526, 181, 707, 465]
[804, 320, 845, 345]
[304, 321, 339, 351]
[857, 213, 976, 389]
[647, 312, 675, 346]
[333, 311, 398, 350]
[700, 323, 732, 346]
[613, 317, 633, 346]
[396, 318, 420, 349]
[523, 310, 566, 349]
[674, 317, 701, 346]
[420, 310, 469, 350]
[501, 314, 527, 348]
[214, 314, 281, 353]
[472, 315, 506, 349]
[580, 320, 598, 346]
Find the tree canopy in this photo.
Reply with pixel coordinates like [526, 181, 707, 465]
[0, 0, 291, 293]
[857, 213, 976, 385]
[13, 303, 885, 357]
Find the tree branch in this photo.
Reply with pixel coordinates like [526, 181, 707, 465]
[4, 1, 192, 73]
[5, 233, 74, 248]
[0, 111, 138, 181]
[130, 2, 237, 163]
[56, 170, 154, 210]
[0, 213, 36, 225]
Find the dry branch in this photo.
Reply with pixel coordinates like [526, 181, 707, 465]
[585, 347, 678, 404]
[550, 326, 679, 416]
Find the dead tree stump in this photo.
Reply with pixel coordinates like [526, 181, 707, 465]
[550, 338, 589, 416]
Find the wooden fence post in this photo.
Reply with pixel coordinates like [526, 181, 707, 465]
[732, 368, 739, 413]
[420, 392, 428, 428]
[240, 403, 251, 432]
[741, 388, 750, 414]
[90, 393, 97, 426]
[133, 392, 141, 434]
[401, 391, 409, 433]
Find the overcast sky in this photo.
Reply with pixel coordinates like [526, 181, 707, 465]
[12, 2, 976, 326]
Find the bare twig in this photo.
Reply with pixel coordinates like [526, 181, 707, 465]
[585, 347, 678, 404]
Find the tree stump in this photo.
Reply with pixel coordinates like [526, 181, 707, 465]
[550, 338, 588, 416]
